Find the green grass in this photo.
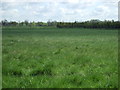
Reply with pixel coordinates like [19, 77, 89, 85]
[2, 27, 118, 88]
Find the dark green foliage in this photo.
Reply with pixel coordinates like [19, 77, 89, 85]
[1, 19, 120, 29]
[57, 20, 120, 29]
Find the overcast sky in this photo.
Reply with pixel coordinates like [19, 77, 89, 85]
[1, 0, 119, 22]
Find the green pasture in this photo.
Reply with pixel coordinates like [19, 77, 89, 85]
[2, 27, 118, 88]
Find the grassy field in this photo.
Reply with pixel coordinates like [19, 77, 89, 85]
[2, 27, 118, 88]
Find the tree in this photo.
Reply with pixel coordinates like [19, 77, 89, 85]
[2, 19, 8, 26]
[24, 20, 29, 26]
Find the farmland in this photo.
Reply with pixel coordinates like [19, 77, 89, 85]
[2, 27, 118, 88]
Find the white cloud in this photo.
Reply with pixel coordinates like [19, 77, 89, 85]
[1, 0, 119, 21]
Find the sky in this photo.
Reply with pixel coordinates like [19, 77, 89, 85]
[0, 0, 120, 22]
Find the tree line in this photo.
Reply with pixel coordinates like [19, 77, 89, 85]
[57, 20, 120, 29]
[1, 20, 49, 27]
[1, 19, 120, 29]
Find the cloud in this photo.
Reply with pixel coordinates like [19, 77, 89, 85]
[1, 0, 119, 21]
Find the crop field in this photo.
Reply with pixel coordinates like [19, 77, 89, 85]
[2, 27, 118, 88]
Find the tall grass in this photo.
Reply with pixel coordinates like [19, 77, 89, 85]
[2, 27, 118, 88]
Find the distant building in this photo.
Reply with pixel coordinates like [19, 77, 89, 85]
[118, 1, 120, 21]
